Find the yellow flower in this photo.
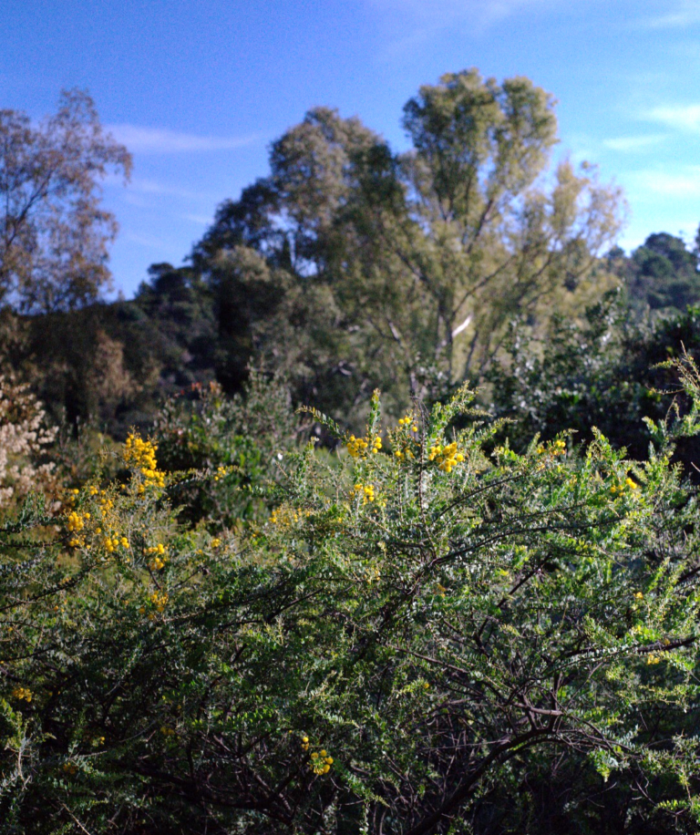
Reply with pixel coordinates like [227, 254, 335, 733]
[429, 441, 464, 473]
[353, 483, 376, 504]
[12, 686, 32, 702]
[346, 435, 369, 458]
[308, 749, 334, 774]
[66, 511, 85, 533]
[150, 591, 169, 612]
[123, 434, 165, 488]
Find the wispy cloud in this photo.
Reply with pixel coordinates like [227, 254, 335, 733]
[124, 230, 171, 250]
[642, 0, 700, 27]
[127, 178, 214, 201]
[602, 134, 667, 152]
[180, 212, 212, 226]
[630, 166, 700, 197]
[106, 124, 260, 154]
[646, 103, 700, 133]
[368, 0, 565, 48]
[370, 0, 557, 28]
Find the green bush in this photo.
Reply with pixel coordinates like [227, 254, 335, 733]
[3, 369, 700, 833]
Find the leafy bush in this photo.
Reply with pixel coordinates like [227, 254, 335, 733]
[152, 370, 299, 528]
[3, 371, 700, 832]
[487, 295, 700, 472]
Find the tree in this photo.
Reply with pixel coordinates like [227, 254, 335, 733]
[0, 89, 131, 313]
[623, 232, 700, 316]
[191, 71, 623, 419]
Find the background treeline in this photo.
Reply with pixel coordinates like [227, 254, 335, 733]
[12, 229, 700, 428]
[5, 76, 700, 456]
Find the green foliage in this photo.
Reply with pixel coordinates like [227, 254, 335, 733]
[152, 370, 299, 528]
[619, 233, 700, 318]
[4, 366, 700, 832]
[7, 74, 700, 833]
[188, 70, 622, 421]
[487, 293, 700, 474]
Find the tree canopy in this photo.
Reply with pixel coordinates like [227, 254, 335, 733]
[0, 89, 131, 314]
[191, 70, 622, 419]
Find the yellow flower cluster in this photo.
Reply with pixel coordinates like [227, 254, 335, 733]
[271, 506, 312, 526]
[646, 654, 661, 665]
[346, 434, 382, 458]
[146, 543, 167, 570]
[398, 415, 418, 432]
[213, 465, 231, 482]
[66, 510, 90, 548]
[12, 686, 32, 702]
[62, 761, 78, 775]
[610, 477, 639, 496]
[103, 535, 129, 553]
[309, 749, 333, 775]
[150, 591, 169, 612]
[353, 483, 375, 504]
[537, 439, 567, 457]
[67, 511, 85, 533]
[428, 442, 465, 473]
[123, 433, 165, 489]
[271, 506, 300, 526]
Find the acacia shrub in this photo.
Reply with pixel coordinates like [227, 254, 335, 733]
[2, 369, 700, 832]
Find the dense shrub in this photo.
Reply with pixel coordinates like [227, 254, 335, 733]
[3, 365, 700, 833]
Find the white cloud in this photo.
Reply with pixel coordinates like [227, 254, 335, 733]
[602, 134, 667, 152]
[367, 0, 565, 42]
[127, 178, 213, 201]
[124, 231, 171, 249]
[630, 166, 700, 197]
[370, 0, 556, 26]
[646, 103, 700, 133]
[106, 124, 260, 154]
[643, 0, 700, 27]
[180, 213, 212, 225]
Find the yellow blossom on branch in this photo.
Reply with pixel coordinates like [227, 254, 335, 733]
[353, 483, 376, 504]
[428, 442, 465, 473]
[12, 686, 32, 702]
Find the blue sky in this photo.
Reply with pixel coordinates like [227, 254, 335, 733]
[4, 0, 700, 298]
